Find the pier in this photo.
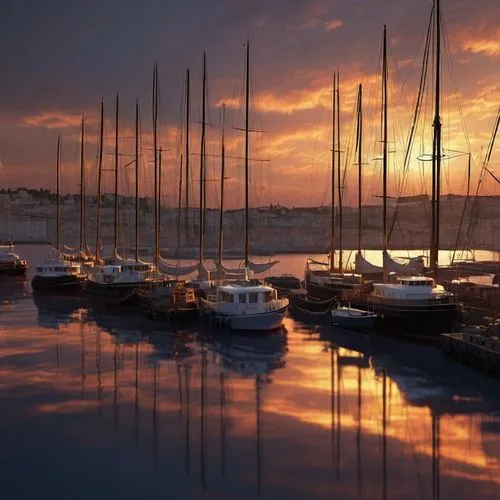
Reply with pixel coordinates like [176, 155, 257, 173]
[441, 331, 500, 377]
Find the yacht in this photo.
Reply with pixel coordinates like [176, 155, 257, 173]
[85, 260, 163, 304]
[363, 275, 460, 334]
[0, 246, 27, 277]
[305, 259, 363, 301]
[200, 281, 289, 332]
[31, 257, 87, 292]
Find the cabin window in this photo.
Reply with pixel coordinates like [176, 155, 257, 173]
[228, 294, 234, 303]
[36, 266, 43, 272]
[239, 293, 247, 304]
[249, 292, 258, 304]
[264, 291, 273, 302]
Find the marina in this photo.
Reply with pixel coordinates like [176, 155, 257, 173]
[1, 249, 500, 499]
[1, 0, 500, 497]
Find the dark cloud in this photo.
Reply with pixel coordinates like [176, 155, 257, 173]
[1, 0, 499, 200]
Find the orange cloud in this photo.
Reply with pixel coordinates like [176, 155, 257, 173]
[324, 19, 343, 31]
[463, 33, 500, 57]
[21, 111, 97, 129]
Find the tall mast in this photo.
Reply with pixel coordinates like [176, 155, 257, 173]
[158, 146, 162, 263]
[56, 135, 60, 252]
[135, 99, 140, 263]
[199, 53, 206, 264]
[336, 72, 343, 273]
[329, 74, 336, 272]
[79, 115, 85, 253]
[185, 69, 190, 245]
[177, 153, 183, 252]
[244, 40, 250, 268]
[114, 94, 119, 257]
[431, 0, 442, 280]
[382, 25, 388, 255]
[95, 98, 104, 261]
[218, 105, 226, 267]
[356, 84, 363, 254]
[152, 62, 159, 268]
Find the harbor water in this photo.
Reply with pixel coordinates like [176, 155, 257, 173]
[1, 246, 500, 499]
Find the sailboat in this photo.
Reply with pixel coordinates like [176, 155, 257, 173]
[0, 243, 27, 277]
[199, 43, 288, 331]
[359, 4, 460, 335]
[58, 115, 95, 266]
[216, 41, 279, 279]
[31, 135, 87, 292]
[85, 96, 163, 302]
[354, 25, 424, 279]
[304, 72, 363, 302]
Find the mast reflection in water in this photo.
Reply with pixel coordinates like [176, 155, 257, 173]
[1, 279, 500, 499]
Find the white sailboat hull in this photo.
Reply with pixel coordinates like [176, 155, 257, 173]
[227, 306, 288, 331]
[200, 301, 288, 332]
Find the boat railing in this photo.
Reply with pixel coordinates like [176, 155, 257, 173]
[202, 297, 288, 313]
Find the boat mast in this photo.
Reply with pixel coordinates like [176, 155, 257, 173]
[185, 69, 190, 245]
[159, 146, 162, 263]
[244, 40, 250, 268]
[382, 25, 388, 256]
[177, 153, 183, 252]
[336, 73, 343, 273]
[56, 135, 60, 252]
[152, 62, 159, 268]
[218, 104, 226, 268]
[79, 115, 85, 253]
[95, 98, 104, 261]
[114, 94, 119, 257]
[431, 0, 442, 280]
[199, 54, 206, 265]
[135, 99, 140, 263]
[356, 84, 363, 254]
[330, 74, 336, 272]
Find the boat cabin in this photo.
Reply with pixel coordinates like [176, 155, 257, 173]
[396, 276, 434, 287]
[121, 263, 155, 273]
[36, 261, 82, 276]
[372, 276, 445, 300]
[216, 285, 278, 305]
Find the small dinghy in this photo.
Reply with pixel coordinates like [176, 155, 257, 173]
[331, 303, 377, 331]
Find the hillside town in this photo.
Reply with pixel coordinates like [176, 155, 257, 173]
[1, 188, 499, 255]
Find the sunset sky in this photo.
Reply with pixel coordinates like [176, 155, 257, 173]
[0, 0, 499, 208]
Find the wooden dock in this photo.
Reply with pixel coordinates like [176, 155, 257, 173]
[441, 332, 500, 378]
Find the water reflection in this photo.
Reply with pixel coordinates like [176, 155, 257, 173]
[1, 295, 499, 499]
[201, 328, 288, 494]
[0, 278, 27, 308]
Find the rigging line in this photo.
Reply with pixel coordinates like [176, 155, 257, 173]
[388, 3, 434, 243]
[464, 107, 500, 249]
[441, 12, 473, 159]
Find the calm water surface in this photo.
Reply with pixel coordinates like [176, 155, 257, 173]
[1, 246, 500, 499]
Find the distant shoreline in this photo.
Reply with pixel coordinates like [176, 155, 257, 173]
[2, 240, 499, 254]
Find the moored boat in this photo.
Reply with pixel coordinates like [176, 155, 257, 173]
[0, 246, 27, 277]
[289, 290, 336, 315]
[85, 261, 163, 304]
[361, 275, 460, 335]
[139, 280, 198, 320]
[331, 303, 377, 331]
[305, 259, 363, 301]
[31, 257, 87, 292]
[264, 274, 302, 297]
[200, 281, 288, 332]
